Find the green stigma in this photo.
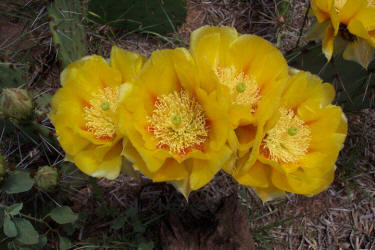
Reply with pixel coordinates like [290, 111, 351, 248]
[101, 101, 110, 111]
[236, 82, 246, 93]
[171, 114, 182, 126]
[288, 127, 298, 136]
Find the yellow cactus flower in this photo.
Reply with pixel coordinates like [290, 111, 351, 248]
[309, 0, 375, 68]
[118, 48, 233, 197]
[50, 46, 146, 179]
[189, 26, 289, 174]
[233, 71, 347, 202]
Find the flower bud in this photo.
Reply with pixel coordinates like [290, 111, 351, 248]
[0, 88, 33, 120]
[34, 166, 58, 192]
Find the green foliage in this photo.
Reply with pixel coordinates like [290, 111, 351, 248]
[138, 241, 155, 250]
[88, 0, 186, 34]
[6, 203, 23, 216]
[13, 218, 39, 245]
[3, 216, 18, 238]
[0, 202, 79, 248]
[59, 235, 72, 250]
[1, 171, 34, 194]
[34, 93, 52, 115]
[48, 0, 88, 68]
[49, 206, 78, 224]
[0, 64, 24, 92]
[33, 235, 48, 249]
[288, 42, 375, 111]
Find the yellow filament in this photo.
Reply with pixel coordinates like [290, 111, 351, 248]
[264, 108, 311, 163]
[83, 87, 119, 140]
[216, 66, 261, 112]
[147, 90, 208, 155]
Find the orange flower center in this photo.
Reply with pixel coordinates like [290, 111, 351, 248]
[147, 90, 209, 155]
[215, 66, 261, 112]
[263, 108, 311, 163]
[83, 87, 119, 140]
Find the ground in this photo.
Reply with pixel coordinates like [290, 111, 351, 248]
[0, 0, 374, 249]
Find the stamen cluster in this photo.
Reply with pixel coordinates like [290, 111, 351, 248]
[83, 87, 119, 140]
[147, 90, 208, 155]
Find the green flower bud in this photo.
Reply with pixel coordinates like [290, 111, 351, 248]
[34, 166, 58, 192]
[0, 88, 33, 120]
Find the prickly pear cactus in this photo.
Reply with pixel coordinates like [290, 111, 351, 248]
[48, 0, 88, 68]
[88, 0, 186, 34]
[0, 88, 33, 120]
[287, 42, 375, 112]
[34, 166, 59, 192]
[0, 64, 24, 92]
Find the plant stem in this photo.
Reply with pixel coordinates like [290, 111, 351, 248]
[19, 213, 54, 231]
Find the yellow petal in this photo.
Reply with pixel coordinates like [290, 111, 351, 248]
[136, 49, 180, 97]
[330, 2, 340, 35]
[189, 144, 232, 190]
[237, 124, 265, 175]
[348, 19, 372, 40]
[272, 164, 335, 195]
[52, 126, 90, 156]
[350, 4, 375, 30]
[339, 0, 368, 24]
[169, 178, 191, 200]
[50, 87, 87, 131]
[92, 142, 123, 179]
[322, 25, 335, 61]
[195, 87, 230, 152]
[151, 158, 189, 182]
[282, 72, 335, 112]
[110, 46, 146, 83]
[72, 141, 122, 179]
[190, 25, 238, 69]
[61, 55, 122, 96]
[310, 0, 333, 23]
[342, 37, 375, 68]
[253, 185, 285, 203]
[234, 160, 271, 188]
[235, 124, 257, 156]
[299, 151, 329, 169]
[228, 35, 288, 91]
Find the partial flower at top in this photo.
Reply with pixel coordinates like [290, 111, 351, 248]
[189, 26, 289, 175]
[309, 0, 375, 68]
[232, 70, 348, 202]
[50, 46, 146, 179]
[117, 48, 233, 198]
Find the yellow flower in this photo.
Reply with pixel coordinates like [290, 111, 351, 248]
[50, 46, 146, 179]
[309, 0, 375, 68]
[189, 26, 289, 174]
[118, 48, 233, 197]
[233, 71, 347, 202]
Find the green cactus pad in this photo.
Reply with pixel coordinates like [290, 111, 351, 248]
[88, 0, 186, 34]
[48, 0, 88, 68]
[0, 64, 24, 92]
